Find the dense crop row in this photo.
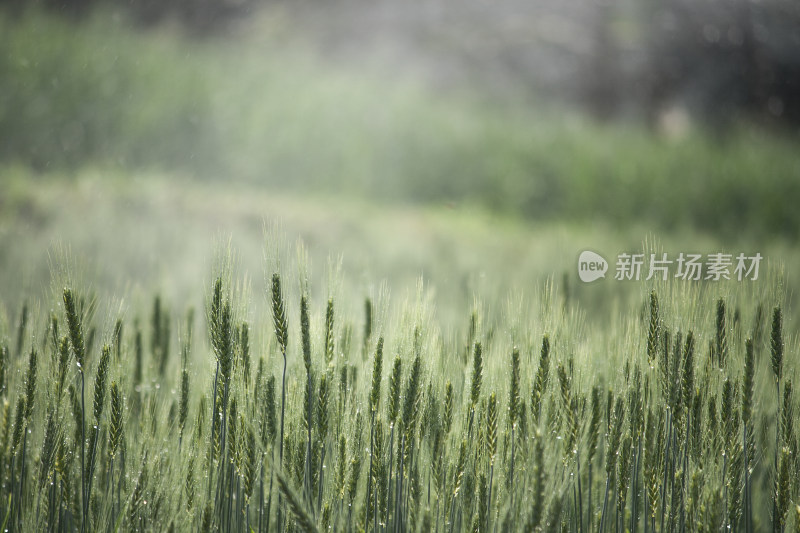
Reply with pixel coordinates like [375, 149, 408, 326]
[0, 252, 796, 532]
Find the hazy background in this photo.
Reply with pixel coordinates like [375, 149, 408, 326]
[1, 0, 799, 331]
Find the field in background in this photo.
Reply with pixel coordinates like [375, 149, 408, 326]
[3, 169, 800, 337]
[2, 8, 800, 241]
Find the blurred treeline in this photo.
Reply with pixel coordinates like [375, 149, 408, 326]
[1, 0, 799, 240]
[0, 0, 251, 29]
[5, 0, 798, 127]
[585, 0, 800, 127]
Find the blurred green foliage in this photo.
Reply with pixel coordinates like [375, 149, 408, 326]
[1, 9, 799, 240]
[0, 11, 222, 172]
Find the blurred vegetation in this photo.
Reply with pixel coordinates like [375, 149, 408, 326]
[0, 7, 799, 241]
[639, 0, 800, 126]
[0, 10, 222, 172]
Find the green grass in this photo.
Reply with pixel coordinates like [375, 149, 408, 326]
[0, 235, 797, 532]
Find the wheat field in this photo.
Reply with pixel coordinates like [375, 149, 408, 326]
[0, 238, 796, 533]
[2, 3, 800, 532]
